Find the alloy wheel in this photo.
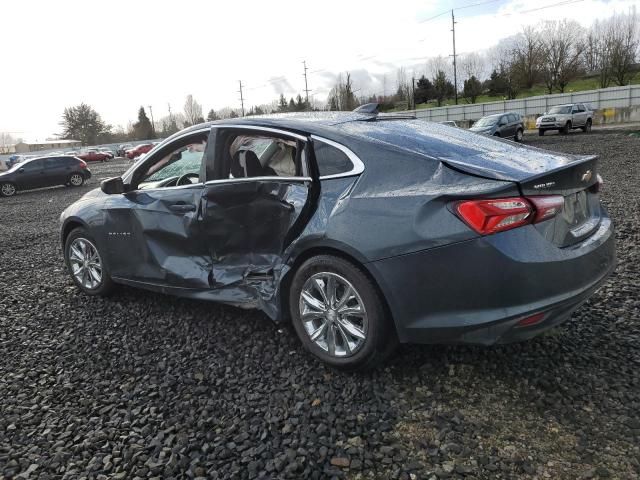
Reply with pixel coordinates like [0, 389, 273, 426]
[1, 183, 16, 196]
[68, 238, 103, 290]
[299, 272, 368, 357]
[70, 174, 83, 186]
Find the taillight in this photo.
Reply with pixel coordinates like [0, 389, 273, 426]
[528, 195, 564, 223]
[455, 195, 563, 235]
[79, 161, 87, 169]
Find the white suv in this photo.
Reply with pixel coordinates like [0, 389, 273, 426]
[536, 103, 594, 136]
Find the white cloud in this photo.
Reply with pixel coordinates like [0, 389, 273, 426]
[0, 0, 636, 139]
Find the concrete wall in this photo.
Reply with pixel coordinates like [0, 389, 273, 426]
[399, 84, 640, 128]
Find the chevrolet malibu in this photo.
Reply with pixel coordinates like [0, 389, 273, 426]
[60, 110, 615, 369]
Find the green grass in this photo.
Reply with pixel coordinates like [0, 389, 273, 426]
[403, 72, 640, 111]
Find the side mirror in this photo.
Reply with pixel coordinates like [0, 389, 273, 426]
[101, 176, 124, 194]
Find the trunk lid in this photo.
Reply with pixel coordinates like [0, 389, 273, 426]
[441, 152, 601, 248]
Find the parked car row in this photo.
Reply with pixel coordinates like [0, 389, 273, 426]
[450, 103, 596, 141]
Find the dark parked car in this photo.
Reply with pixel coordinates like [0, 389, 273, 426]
[60, 111, 615, 369]
[126, 143, 154, 159]
[1, 155, 91, 197]
[470, 112, 525, 141]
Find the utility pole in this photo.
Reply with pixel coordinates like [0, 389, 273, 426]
[302, 60, 311, 105]
[147, 105, 155, 137]
[451, 10, 458, 105]
[238, 80, 245, 117]
[412, 77, 416, 110]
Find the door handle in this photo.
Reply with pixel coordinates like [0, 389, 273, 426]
[168, 203, 196, 212]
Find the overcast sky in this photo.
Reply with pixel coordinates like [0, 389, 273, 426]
[1, 0, 637, 140]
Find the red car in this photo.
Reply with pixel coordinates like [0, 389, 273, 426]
[126, 143, 154, 159]
[78, 149, 111, 163]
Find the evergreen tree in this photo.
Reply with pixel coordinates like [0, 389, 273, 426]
[414, 75, 434, 104]
[432, 71, 455, 107]
[277, 94, 289, 112]
[207, 109, 219, 121]
[133, 107, 154, 140]
[463, 76, 483, 103]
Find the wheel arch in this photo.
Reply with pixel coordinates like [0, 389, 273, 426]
[60, 217, 89, 247]
[278, 243, 397, 336]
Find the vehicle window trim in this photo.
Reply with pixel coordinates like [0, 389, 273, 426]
[310, 135, 365, 180]
[209, 126, 309, 183]
[126, 125, 365, 184]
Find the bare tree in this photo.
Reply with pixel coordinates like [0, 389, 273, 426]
[0, 132, 16, 154]
[183, 94, 203, 126]
[327, 73, 358, 111]
[512, 26, 542, 89]
[539, 20, 585, 93]
[609, 8, 640, 86]
[584, 19, 615, 88]
[459, 52, 487, 83]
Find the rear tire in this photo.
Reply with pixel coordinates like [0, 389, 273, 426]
[582, 119, 592, 133]
[68, 173, 85, 187]
[0, 181, 17, 197]
[289, 255, 397, 370]
[64, 227, 114, 296]
[515, 129, 524, 142]
[561, 122, 571, 135]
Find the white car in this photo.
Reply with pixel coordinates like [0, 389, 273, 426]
[536, 103, 594, 136]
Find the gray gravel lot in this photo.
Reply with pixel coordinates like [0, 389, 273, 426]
[1, 131, 639, 479]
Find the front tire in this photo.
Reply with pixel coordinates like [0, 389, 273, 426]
[289, 255, 397, 370]
[538, 129, 545, 136]
[64, 227, 114, 296]
[0, 182, 17, 197]
[561, 122, 571, 135]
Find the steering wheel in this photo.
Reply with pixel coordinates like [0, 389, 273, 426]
[176, 172, 199, 186]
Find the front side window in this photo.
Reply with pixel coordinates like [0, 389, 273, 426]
[313, 140, 353, 177]
[137, 135, 208, 189]
[21, 159, 44, 172]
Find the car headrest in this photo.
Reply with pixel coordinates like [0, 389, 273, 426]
[230, 150, 263, 178]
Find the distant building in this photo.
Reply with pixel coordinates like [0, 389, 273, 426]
[14, 139, 81, 153]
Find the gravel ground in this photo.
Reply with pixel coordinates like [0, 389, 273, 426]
[1, 131, 638, 480]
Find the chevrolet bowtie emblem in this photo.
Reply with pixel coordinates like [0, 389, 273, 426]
[581, 170, 592, 182]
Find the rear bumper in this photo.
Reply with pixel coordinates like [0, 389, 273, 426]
[369, 214, 615, 345]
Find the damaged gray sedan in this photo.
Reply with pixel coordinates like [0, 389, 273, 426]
[61, 110, 615, 369]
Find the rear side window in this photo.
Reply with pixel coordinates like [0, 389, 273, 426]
[577, 104, 586, 112]
[313, 140, 354, 177]
[45, 157, 62, 168]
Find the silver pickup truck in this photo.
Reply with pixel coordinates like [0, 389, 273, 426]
[536, 103, 594, 136]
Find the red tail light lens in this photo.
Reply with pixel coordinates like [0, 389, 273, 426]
[79, 161, 87, 169]
[456, 197, 532, 235]
[455, 195, 564, 235]
[528, 195, 564, 223]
